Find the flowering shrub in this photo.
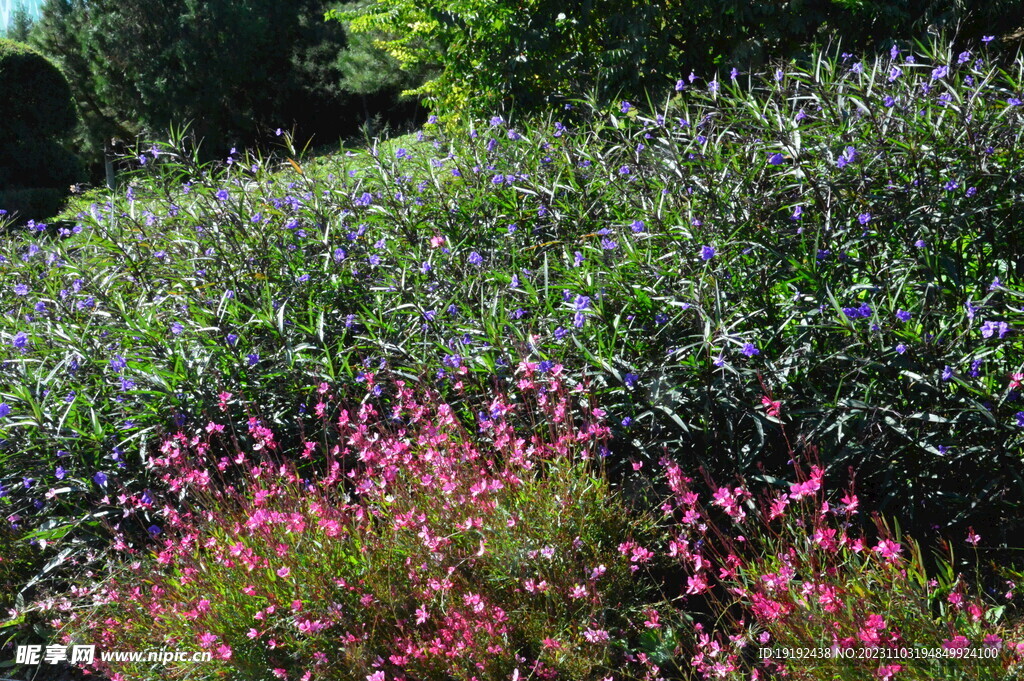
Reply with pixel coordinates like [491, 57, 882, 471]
[49, 368, 676, 680]
[3, 38, 1024, 622]
[662, 457, 1024, 680]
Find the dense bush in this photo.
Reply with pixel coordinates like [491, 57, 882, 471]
[1, 40, 1023, 610]
[666, 458, 1024, 680]
[0, 38, 84, 222]
[19, 377, 1024, 680]
[333, 0, 1024, 118]
[48, 375, 676, 680]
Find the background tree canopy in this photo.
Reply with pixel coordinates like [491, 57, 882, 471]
[29, 0, 422, 166]
[332, 0, 1024, 119]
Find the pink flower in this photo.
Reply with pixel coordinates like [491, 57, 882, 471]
[983, 634, 1003, 648]
[876, 664, 902, 680]
[276, 567, 291, 578]
[215, 645, 232, 660]
[686, 573, 709, 595]
[761, 395, 782, 418]
[415, 606, 429, 625]
[198, 632, 218, 648]
[942, 635, 970, 650]
[583, 628, 610, 643]
[873, 539, 902, 562]
[966, 528, 981, 545]
[367, 673, 386, 681]
[569, 584, 588, 599]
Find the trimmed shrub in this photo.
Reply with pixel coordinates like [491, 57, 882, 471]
[0, 39, 77, 141]
[0, 38, 83, 222]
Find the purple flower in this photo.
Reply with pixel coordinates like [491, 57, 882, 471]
[624, 373, 639, 388]
[836, 146, 857, 168]
[1016, 412, 1024, 427]
[247, 353, 260, 366]
[1009, 98, 1023, 107]
[895, 344, 907, 355]
[942, 366, 954, 381]
[730, 67, 740, 79]
[700, 245, 716, 261]
[170, 322, 183, 335]
[888, 66, 902, 82]
[93, 471, 108, 487]
[769, 153, 784, 165]
[55, 466, 66, 480]
[741, 342, 759, 357]
[226, 333, 239, 347]
[109, 355, 127, 372]
[573, 295, 591, 311]
[554, 326, 569, 340]
[601, 238, 618, 250]
[675, 79, 685, 92]
[895, 309, 912, 323]
[883, 95, 895, 107]
[573, 311, 587, 328]
[573, 251, 585, 266]
[12, 331, 28, 350]
[13, 284, 28, 295]
[791, 205, 803, 220]
[148, 525, 162, 536]
[215, 189, 229, 201]
[980, 321, 1010, 339]
[982, 35, 995, 44]
[368, 254, 381, 267]
[620, 101, 632, 114]
[630, 220, 645, 233]
[858, 213, 871, 225]
[931, 65, 949, 80]
[0, 403, 10, 418]
[618, 165, 631, 175]
[333, 247, 347, 263]
[468, 251, 484, 266]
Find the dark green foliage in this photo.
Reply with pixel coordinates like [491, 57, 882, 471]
[0, 524, 41, 613]
[337, 0, 1024, 119]
[0, 39, 75, 142]
[30, 0, 423, 166]
[0, 38, 83, 222]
